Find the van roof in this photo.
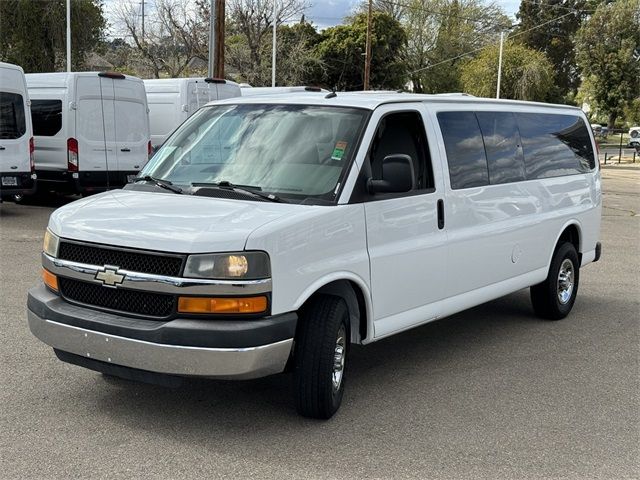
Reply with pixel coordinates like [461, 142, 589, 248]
[208, 91, 583, 112]
[240, 86, 330, 96]
[25, 72, 143, 87]
[0, 62, 26, 74]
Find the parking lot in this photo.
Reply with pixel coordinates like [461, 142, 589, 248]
[0, 167, 638, 479]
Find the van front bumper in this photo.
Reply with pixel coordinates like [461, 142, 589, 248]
[27, 285, 296, 380]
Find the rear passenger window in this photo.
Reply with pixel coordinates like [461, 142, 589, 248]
[476, 112, 526, 184]
[437, 112, 488, 189]
[31, 100, 62, 136]
[516, 113, 595, 178]
[0, 92, 26, 139]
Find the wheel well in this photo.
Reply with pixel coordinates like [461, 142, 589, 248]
[557, 224, 581, 262]
[302, 280, 368, 344]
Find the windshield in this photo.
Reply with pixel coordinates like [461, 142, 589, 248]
[140, 104, 368, 203]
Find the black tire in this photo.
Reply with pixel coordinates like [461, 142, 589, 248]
[293, 295, 349, 419]
[531, 242, 580, 320]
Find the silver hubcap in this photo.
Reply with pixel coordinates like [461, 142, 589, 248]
[332, 324, 346, 392]
[557, 258, 575, 304]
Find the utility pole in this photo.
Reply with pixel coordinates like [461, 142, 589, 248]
[364, 0, 372, 90]
[66, 0, 71, 72]
[271, 0, 277, 87]
[214, 0, 225, 78]
[208, 0, 216, 77]
[141, 1, 146, 42]
[496, 31, 504, 99]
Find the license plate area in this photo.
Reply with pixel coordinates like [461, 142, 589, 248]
[1, 176, 17, 186]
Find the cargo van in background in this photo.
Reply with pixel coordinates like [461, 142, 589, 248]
[26, 72, 151, 195]
[144, 77, 241, 149]
[0, 62, 36, 201]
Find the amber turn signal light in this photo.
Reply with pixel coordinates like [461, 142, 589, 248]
[42, 268, 58, 291]
[178, 296, 268, 314]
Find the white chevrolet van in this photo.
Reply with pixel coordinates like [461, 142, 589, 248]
[0, 62, 36, 200]
[26, 72, 150, 195]
[28, 93, 602, 419]
[144, 77, 241, 150]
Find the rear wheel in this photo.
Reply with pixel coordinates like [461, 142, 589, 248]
[293, 295, 349, 419]
[531, 242, 580, 320]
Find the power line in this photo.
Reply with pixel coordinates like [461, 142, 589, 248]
[409, 10, 575, 74]
[375, 0, 510, 29]
[517, 0, 595, 14]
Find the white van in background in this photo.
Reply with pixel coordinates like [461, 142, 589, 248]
[144, 77, 241, 149]
[26, 72, 150, 195]
[0, 62, 36, 200]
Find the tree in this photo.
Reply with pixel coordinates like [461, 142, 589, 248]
[317, 12, 407, 90]
[575, 0, 640, 127]
[275, 22, 324, 85]
[0, 0, 105, 72]
[400, 0, 510, 93]
[226, 19, 322, 85]
[113, 0, 208, 79]
[515, 0, 595, 102]
[460, 41, 554, 101]
[223, 0, 309, 84]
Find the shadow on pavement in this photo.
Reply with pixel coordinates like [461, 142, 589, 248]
[85, 289, 549, 428]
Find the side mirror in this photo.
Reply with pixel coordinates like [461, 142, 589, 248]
[367, 154, 415, 194]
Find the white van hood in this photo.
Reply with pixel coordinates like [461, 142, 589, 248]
[48, 190, 303, 253]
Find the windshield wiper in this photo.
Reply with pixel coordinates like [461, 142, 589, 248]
[132, 175, 183, 194]
[191, 181, 287, 203]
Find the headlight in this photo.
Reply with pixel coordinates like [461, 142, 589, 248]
[184, 252, 270, 280]
[43, 229, 60, 258]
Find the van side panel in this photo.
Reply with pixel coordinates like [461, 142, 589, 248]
[427, 104, 601, 300]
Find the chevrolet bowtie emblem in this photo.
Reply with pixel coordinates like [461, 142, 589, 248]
[95, 266, 125, 287]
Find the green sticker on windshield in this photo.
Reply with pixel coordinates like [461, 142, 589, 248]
[331, 141, 347, 161]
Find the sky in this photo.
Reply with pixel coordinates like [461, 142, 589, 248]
[306, 1, 520, 29]
[104, 0, 522, 37]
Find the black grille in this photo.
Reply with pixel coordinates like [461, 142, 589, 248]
[59, 277, 175, 318]
[58, 242, 184, 276]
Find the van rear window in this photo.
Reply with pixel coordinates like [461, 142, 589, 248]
[516, 113, 595, 178]
[438, 110, 596, 189]
[31, 100, 62, 137]
[0, 92, 26, 139]
[437, 111, 489, 189]
[476, 111, 526, 184]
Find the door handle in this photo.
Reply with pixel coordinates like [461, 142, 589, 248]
[437, 199, 445, 230]
[120, 148, 131, 152]
[0, 146, 5, 150]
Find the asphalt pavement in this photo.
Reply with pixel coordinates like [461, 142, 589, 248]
[0, 170, 638, 479]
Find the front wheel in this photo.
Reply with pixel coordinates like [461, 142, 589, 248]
[531, 242, 580, 320]
[293, 295, 349, 419]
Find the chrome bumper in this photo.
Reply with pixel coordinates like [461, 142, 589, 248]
[28, 309, 293, 380]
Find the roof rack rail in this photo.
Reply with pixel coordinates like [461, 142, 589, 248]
[435, 92, 474, 97]
[98, 71, 125, 79]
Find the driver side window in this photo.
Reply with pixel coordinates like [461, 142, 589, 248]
[368, 111, 434, 192]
